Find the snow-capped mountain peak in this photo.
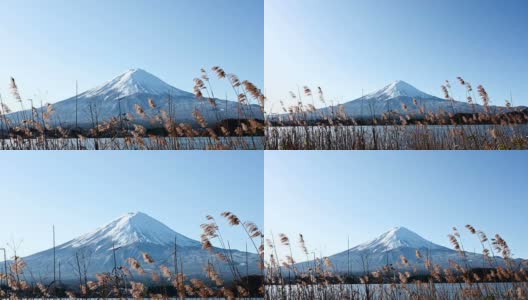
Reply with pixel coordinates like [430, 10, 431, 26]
[81, 68, 189, 100]
[296, 226, 517, 274]
[60, 211, 199, 250]
[3, 68, 264, 128]
[363, 80, 434, 100]
[351, 227, 445, 253]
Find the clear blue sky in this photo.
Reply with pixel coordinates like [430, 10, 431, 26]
[265, 0, 528, 112]
[265, 151, 528, 261]
[0, 151, 263, 257]
[0, 0, 263, 110]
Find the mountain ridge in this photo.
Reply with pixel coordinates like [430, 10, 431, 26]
[294, 227, 520, 274]
[2, 212, 260, 282]
[272, 80, 522, 120]
[3, 69, 263, 129]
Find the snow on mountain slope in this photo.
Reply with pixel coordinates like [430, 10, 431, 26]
[81, 69, 191, 100]
[60, 212, 199, 250]
[351, 227, 447, 253]
[362, 80, 434, 101]
[13, 212, 259, 282]
[3, 69, 263, 128]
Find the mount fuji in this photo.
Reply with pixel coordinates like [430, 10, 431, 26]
[303, 80, 520, 119]
[4, 69, 263, 128]
[295, 227, 519, 274]
[11, 212, 260, 283]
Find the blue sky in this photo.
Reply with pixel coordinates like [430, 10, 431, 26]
[265, 0, 528, 112]
[0, 151, 263, 257]
[0, 0, 263, 110]
[265, 151, 528, 261]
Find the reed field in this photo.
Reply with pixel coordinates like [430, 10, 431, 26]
[0, 212, 264, 299]
[0, 67, 264, 150]
[265, 226, 528, 300]
[265, 79, 528, 150]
